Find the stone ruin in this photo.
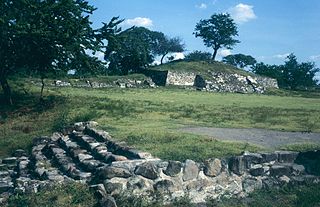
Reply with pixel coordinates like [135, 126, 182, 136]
[0, 122, 319, 206]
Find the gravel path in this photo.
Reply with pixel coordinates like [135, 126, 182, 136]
[181, 127, 320, 149]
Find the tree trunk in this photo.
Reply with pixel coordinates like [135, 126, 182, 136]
[40, 76, 45, 100]
[0, 76, 13, 105]
[160, 53, 168, 65]
[212, 49, 218, 61]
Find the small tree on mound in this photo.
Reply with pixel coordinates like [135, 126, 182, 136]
[185, 51, 212, 61]
[222, 54, 257, 69]
[194, 13, 240, 61]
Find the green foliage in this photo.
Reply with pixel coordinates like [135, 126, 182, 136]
[194, 13, 240, 60]
[153, 36, 185, 64]
[222, 54, 257, 69]
[185, 50, 212, 61]
[8, 183, 96, 207]
[252, 54, 319, 90]
[0, 0, 107, 103]
[106, 27, 158, 75]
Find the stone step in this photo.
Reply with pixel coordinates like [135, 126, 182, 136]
[58, 135, 106, 173]
[84, 127, 153, 160]
[70, 132, 128, 164]
[31, 143, 65, 182]
[41, 143, 91, 182]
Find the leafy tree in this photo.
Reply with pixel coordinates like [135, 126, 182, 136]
[222, 54, 257, 69]
[252, 54, 319, 90]
[152, 36, 185, 64]
[1, 0, 103, 104]
[185, 51, 212, 61]
[105, 27, 156, 75]
[194, 13, 240, 60]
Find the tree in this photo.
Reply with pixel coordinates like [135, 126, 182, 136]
[252, 54, 319, 90]
[152, 36, 185, 64]
[194, 13, 240, 60]
[185, 51, 212, 61]
[222, 54, 257, 69]
[1, 0, 103, 104]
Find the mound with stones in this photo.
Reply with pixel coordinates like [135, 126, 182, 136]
[0, 122, 319, 206]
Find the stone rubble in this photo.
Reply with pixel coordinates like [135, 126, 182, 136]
[0, 121, 319, 206]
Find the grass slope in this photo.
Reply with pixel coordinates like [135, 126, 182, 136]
[151, 60, 255, 77]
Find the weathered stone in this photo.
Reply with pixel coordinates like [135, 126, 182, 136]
[0, 181, 13, 193]
[0, 171, 9, 178]
[292, 164, 305, 175]
[229, 156, 245, 175]
[243, 152, 263, 168]
[99, 196, 117, 207]
[182, 159, 199, 181]
[98, 166, 132, 179]
[13, 149, 27, 157]
[277, 151, 298, 163]
[250, 165, 265, 176]
[154, 179, 175, 193]
[90, 184, 107, 199]
[0, 164, 8, 171]
[134, 162, 158, 180]
[164, 161, 182, 177]
[104, 181, 124, 195]
[2, 157, 17, 165]
[261, 152, 278, 163]
[204, 158, 222, 177]
[279, 175, 291, 184]
[270, 165, 292, 176]
[242, 178, 262, 193]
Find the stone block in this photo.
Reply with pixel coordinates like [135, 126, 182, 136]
[204, 158, 222, 177]
[134, 162, 158, 180]
[270, 165, 292, 176]
[182, 160, 199, 181]
[277, 151, 298, 163]
[164, 161, 182, 177]
[261, 152, 278, 163]
[228, 156, 245, 175]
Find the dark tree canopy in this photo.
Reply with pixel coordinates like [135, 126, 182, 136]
[222, 54, 257, 69]
[105, 27, 159, 75]
[0, 0, 103, 103]
[152, 36, 185, 64]
[252, 54, 319, 90]
[185, 51, 212, 61]
[194, 13, 240, 60]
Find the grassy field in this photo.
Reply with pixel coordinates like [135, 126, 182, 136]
[1, 79, 319, 161]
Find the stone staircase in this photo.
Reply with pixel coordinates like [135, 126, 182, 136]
[0, 122, 319, 206]
[0, 122, 154, 206]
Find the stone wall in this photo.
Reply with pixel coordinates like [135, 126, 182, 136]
[147, 70, 279, 93]
[0, 122, 319, 206]
[166, 71, 196, 86]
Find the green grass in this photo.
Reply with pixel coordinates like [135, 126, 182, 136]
[1, 79, 320, 160]
[8, 183, 96, 207]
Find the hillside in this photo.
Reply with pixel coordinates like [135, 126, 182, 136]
[151, 60, 254, 77]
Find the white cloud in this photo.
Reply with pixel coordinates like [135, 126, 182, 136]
[310, 55, 320, 61]
[229, 3, 257, 24]
[196, 3, 207, 9]
[171, 52, 185, 60]
[218, 49, 232, 57]
[273, 53, 290, 59]
[124, 17, 153, 28]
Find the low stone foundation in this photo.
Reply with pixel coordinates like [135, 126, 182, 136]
[0, 122, 319, 206]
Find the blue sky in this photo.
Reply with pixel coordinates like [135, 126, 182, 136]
[88, 0, 320, 79]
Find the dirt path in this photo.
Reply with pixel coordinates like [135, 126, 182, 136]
[181, 127, 320, 149]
